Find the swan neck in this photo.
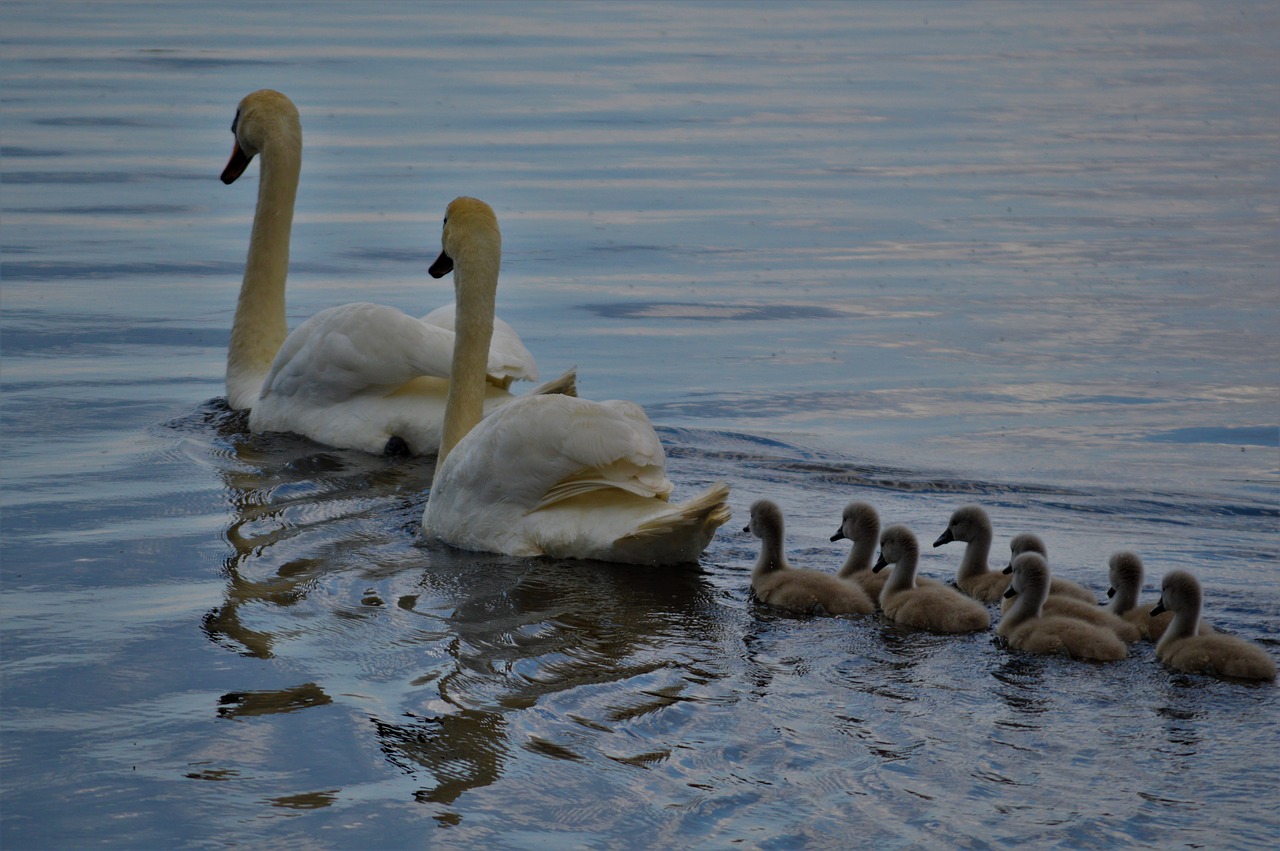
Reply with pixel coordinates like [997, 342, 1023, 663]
[752, 528, 788, 575]
[1165, 607, 1201, 643]
[956, 530, 992, 581]
[1108, 578, 1140, 614]
[884, 551, 919, 593]
[226, 133, 300, 410]
[1004, 576, 1047, 628]
[438, 248, 499, 463]
[838, 535, 876, 578]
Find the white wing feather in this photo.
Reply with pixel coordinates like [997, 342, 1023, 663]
[424, 394, 729, 565]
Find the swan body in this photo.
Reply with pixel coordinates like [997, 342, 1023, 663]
[222, 89, 567, 454]
[876, 525, 989, 633]
[748, 501, 874, 615]
[1001, 533, 1096, 605]
[1152, 571, 1275, 681]
[421, 197, 730, 565]
[999, 554, 1127, 662]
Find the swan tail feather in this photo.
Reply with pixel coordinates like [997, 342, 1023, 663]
[528, 367, 577, 399]
[533, 463, 672, 511]
[614, 481, 732, 551]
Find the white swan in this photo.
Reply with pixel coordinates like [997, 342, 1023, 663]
[420, 197, 731, 565]
[876, 525, 990, 633]
[1151, 571, 1275, 681]
[748, 501, 874, 615]
[998, 553, 1127, 662]
[221, 89, 571, 455]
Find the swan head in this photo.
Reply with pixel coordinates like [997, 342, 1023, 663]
[933, 504, 990, 548]
[1004, 532, 1047, 573]
[1106, 550, 1143, 599]
[221, 89, 300, 184]
[831, 500, 878, 543]
[1151, 569, 1201, 618]
[1005, 552, 1050, 603]
[874, 524, 918, 573]
[745, 499, 784, 540]
[429, 197, 502, 280]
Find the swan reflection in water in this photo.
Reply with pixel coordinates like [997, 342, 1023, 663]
[189, 400, 720, 805]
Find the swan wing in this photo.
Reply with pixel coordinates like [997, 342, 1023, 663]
[422, 303, 540, 384]
[423, 379, 729, 565]
[449, 394, 673, 509]
[261, 303, 527, 404]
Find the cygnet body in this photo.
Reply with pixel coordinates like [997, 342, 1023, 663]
[832, 502, 941, 600]
[998, 532, 1098, 613]
[747, 500, 874, 616]
[1105, 551, 1175, 641]
[1152, 571, 1275, 681]
[999, 553, 1127, 662]
[932, 505, 1009, 603]
[876, 525, 989, 633]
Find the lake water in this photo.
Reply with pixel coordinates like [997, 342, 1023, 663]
[2, 1, 1277, 847]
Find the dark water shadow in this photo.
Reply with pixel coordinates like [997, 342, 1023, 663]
[170, 399, 722, 805]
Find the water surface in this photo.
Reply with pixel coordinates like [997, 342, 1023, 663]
[2, 2, 1277, 848]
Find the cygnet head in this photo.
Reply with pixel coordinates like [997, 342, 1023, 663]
[745, 499, 784, 541]
[1152, 570, 1202, 618]
[831, 501, 879, 543]
[1003, 532, 1047, 574]
[875, 524, 919, 573]
[1106, 551, 1143, 600]
[933, 504, 991, 547]
[1004, 552, 1050, 604]
[429, 196, 501, 280]
[221, 89, 300, 184]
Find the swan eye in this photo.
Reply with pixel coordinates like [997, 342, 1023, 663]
[231, 110, 240, 135]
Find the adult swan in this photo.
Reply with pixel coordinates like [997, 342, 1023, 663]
[421, 198, 731, 565]
[220, 89, 572, 455]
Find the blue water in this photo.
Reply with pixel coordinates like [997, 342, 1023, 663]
[2, 2, 1277, 847]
